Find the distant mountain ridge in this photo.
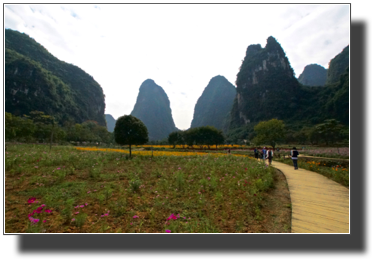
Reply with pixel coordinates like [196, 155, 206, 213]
[226, 36, 349, 142]
[105, 114, 116, 133]
[131, 79, 177, 141]
[326, 46, 349, 84]
[190, 75, 236, 132]
[298, 64, 327, 86]
[5, 29, 106, 126]
[229, 36, 300, 129]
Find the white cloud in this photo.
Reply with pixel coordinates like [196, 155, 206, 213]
[4, 3, 349, 129]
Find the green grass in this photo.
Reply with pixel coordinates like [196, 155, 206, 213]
[5, 143, 286, 233]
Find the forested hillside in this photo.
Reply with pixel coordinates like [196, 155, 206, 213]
[5, 29, 106, 126]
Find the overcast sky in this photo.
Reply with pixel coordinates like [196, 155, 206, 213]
[4, 3, 350, 130]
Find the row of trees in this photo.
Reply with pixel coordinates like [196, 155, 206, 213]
[168, 126, 225, 149]
[5, 111, 114, 144]
[252, 118, 349, 149]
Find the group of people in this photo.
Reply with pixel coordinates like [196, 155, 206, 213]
[253, 147, 274, 165]
[254, 146, 300, 170]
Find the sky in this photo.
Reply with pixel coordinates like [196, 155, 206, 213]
[4, 3, 350, 130]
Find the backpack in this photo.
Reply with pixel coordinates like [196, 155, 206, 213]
[292, 150, 299, 157]
[268, 150, 272, 157]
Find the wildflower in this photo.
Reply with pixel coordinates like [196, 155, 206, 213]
[133, 215, 139, 219]
[105, 213, 109, 216]
[72, 218, 75, 222]
[28, 197, 37, 204]
[101, 214, 104, 217]
[80, 205, 84, 208]
[57, 167, 61, 170]
[43, 220, 46, 223]
[87, 191, 91, 194]
[41, 204, 46, 207]
[165, 229, 171, 233]
[74, 212, 79, 215]
[44, 209, 52, 213]
[85, 203, 88, 206]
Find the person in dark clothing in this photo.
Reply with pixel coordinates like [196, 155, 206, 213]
[266, 148, 274, 166]
[290, 147, 299, 170]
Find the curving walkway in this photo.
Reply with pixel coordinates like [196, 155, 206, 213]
[270, 160, 349, 233]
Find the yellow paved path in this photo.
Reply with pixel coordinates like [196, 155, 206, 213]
[271, 160, 349, 233]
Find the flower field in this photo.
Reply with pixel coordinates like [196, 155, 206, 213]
[5, 144, 291, 233]
[302, 147, 349, 159]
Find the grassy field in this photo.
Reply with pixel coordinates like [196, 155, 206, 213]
[5, 144, 291, 233]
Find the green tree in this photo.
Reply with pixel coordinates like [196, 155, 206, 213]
[313, 119, 344, 145]
[5, 112, 17, 140]
[28, 111, 55, 142]
[212, 128, 225, 149]
[252, 119, 285, 149]
[114, 115, 149, 157]
[168, 131, 180, 148]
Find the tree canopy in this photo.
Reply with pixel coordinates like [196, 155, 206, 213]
[252, 119, 285, 149]
[114, 115, 149, 156]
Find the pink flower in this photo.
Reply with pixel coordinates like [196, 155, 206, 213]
[74, 205, 79, 208]
[41, 204, 45, 207]
[72, 218, 75, 222]
[57, 167, 61, 170]
[28, 213, 32, 217]
[43, 220, 46, 223]
[133, 215, 139, 219]
[104, 213, 109, 216]
[74, 212, 79, 215]
[33, 219, 39, 223]
[101, 214, 104, 217]
[28, 197, 36, 204]
[45, 209, 52, 213]
[87, 191, 91, 194]
[80, 205, 84, 208]
[85, 203, 88, 206]
[165, 229, 171, 233]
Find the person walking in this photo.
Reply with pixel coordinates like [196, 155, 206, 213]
[262, 147, 267, 162]
[291, 147, 300, 170]
[267, 148, 274, 165]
